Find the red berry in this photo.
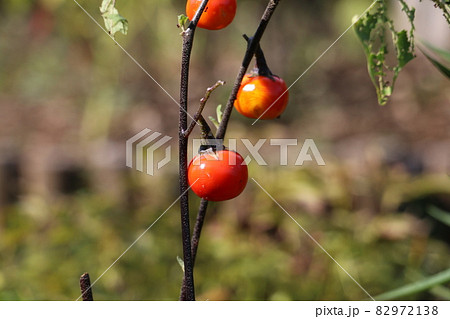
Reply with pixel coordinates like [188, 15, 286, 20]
[188, 149, 248, 201]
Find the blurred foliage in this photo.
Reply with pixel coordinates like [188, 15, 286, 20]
[354, 0, 450, 105]
[375, 268, 450, 300]
[354, 0, 416, 105]
[427, 0, 450, 24]
[419, 39, 450, 78]
[0, 0, 449, 301]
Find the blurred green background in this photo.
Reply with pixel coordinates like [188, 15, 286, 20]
[0, 0, 449, 300]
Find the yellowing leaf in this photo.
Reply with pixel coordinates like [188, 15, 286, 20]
[100, 0, 128, 38]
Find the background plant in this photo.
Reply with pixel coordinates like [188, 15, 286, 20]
[354, 0, 450, 105]
[0, 0, 449, 300]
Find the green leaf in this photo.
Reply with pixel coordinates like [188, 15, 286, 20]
[216, 104, 223, 124]
[178, 14, 189, 32]
[395, 30, 414, 69]
[208, 104, 223, 129]
[418, 40, 450, 79]
[208, 116, 220, 129]
[421, 50, 450, 78]
[353, 0, 416, 105]
[176, 256, 185, 273]
[428, 206, 450, 227]
[375, 268, 450, 300]
[420, 40, 450, 62]
[100, 0, 128, 38]
[353, 12, 378, 46]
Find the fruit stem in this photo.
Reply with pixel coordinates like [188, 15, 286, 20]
[243, 34, 274, 78]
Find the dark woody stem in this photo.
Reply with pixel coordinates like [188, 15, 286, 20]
[181, 0, 282, 302]
[79, 273, 94, 301]
[180, 0, 282, 302]
[178, 0, 210, 301]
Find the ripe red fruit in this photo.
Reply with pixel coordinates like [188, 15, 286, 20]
[188, 149, 248, 201]
[234, 36, 289, 120]
[234, 74, 289, 120]
[186, 0, 237, 30]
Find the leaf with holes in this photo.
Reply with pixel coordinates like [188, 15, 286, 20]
[354, 0, 416, 105]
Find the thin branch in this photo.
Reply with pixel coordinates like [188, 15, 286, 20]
[178, 0, 210, 301]
[79, 273, 94, 301]
[184, 80, 225, 138]
[216, 0, 282, 140]
[191, 199, 209, 264]
[181, 0, 282, 301]
[180, 198, 209, 300]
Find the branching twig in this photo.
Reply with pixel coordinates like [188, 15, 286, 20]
[216, 0, 282, 140]
[79, 273, 94, 301]
[193, 0, 282, 252]
[179, 0, 210, 301]
[181, 0, 282, 301]
[184, 80, 225, 138]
